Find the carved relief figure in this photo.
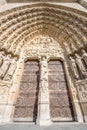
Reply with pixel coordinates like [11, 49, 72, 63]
[0, 51, 5, 67]
[4, 57, 18, 81]
[0, 54, 11, 79]
[69, 56, 79, 80]
[40, 56, 48, 93]
[82, 49, 87, 65]
[75, 53, 87, 78]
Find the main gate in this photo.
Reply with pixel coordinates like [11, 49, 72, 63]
[48, 60, 74, 121]
[14, 60, 39, 122]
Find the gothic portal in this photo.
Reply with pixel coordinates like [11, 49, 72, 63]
[0, 1, 87, 126]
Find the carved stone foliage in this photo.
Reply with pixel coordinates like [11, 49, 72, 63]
[48, 60, 74, 121]
[23, 35, 64, 58]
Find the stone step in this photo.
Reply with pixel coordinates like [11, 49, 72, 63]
[0, 123, 87, 130]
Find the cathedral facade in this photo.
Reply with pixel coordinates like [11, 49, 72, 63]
[0, 0, 87, 126]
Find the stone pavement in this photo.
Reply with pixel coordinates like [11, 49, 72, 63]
[0, 123, 87, 130]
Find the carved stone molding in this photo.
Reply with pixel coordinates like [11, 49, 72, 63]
[75, 80, 87, 102]
[0, 3, 86, 57]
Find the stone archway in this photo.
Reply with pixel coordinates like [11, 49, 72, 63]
[0, 3, 87, 125]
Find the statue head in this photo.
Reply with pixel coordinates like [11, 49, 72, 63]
[41, 56, 46, 61]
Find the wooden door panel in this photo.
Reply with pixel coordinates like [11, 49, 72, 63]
[48, 60, 74, 121]
[14, 60, 39, 122]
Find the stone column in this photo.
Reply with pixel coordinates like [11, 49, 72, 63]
[37, 56, 51, 126]
[64, 61, 83, 122]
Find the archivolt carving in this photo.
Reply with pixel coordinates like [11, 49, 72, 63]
[0, 3, 87, 57]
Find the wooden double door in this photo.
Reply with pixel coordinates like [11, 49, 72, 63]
[14, 60, 74, 122]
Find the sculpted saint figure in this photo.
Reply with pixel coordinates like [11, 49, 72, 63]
[69, 56, 79, 80]
[0, 51, 5, 67]
[82, 49, 87, 65]
[40, 56, 48, 93]
[0, 54, 11, 79]
[4, 57, 18, 81]
[75, 53, 87, 78]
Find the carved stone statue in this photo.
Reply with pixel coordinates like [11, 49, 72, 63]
[63, 42, 71, 55]
[39, 56, 48, 93]
[4, 57, 18, 81]
[0, 51, 5, 67]
[75, 53, 87, 78]
[69, 56, 79, 80]
[82, 49, 87, 65]
[0, 54, 11, 79]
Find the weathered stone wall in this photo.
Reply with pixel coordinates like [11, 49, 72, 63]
[0, 0, 7, 6]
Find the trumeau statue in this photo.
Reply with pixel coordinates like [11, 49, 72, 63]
[69, 56, 79, 80]
[0, 51, 5, 67]
[40, 56, 48, 93]
[0, 54, 11, 79]
[4, 57, 18, 81]
[82, 49, 87, 65]
[75, 53, 87, 78]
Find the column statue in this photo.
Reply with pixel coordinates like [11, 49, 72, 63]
[75, 53, 87, 78]
[4, 57, 18, 81]
[69, 56, 79, 80]
[82, 49, 87, 65]
[0, 54, 11, 79]
[63, 42, 71, 55]
[0, 51, 5, 67]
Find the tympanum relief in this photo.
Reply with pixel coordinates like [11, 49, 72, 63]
[23, 35, 64, 59]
